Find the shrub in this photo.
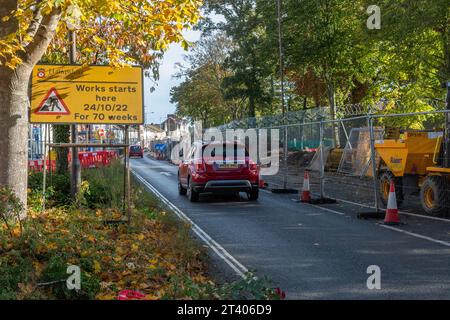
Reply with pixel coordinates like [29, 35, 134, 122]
[28, 172, 71, 208]
[40, 255, 100, 300]
[82, 160, 124, 208]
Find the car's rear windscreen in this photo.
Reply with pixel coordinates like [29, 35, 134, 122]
[202, 143, 249, 159]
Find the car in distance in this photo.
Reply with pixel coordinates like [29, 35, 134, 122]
[129, 145, 144, 158]
[178, 141, 260, 202]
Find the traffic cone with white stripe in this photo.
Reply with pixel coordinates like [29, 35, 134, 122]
[301, 170, 311, 203]
[384, 180, 401, 225]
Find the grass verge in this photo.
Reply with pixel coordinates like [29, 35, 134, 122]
[0, 160, 282, 300]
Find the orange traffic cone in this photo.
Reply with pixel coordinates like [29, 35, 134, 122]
[384, 180, 401, 225]
[301, 171, 311, 203]
[259, 179, 265, 189]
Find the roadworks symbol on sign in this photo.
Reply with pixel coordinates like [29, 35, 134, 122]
[35, 88, 70, 115]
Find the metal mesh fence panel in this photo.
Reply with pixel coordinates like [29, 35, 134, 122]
[318, 118, 378, 207]
[261, 123, 320, 193]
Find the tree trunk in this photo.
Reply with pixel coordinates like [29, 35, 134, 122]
[0, 3, 61, 215]
[0, 65, 33, 215]
[0, 0, 27, 214]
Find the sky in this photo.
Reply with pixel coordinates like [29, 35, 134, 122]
[143, 28, 202, 125]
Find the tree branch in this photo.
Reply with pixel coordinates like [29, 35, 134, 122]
[22, 2, 44, 47]
[23, 8, 61, 67]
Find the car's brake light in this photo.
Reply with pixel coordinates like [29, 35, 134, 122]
[194, 160, 206, 173]
[248, 161, 258, 173]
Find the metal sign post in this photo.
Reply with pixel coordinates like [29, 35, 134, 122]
[42, 124, 48, 212]
[124, 125, 131, 223]
[69, 30, 81, 197]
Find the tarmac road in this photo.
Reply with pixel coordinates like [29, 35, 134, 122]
[131, 156, 450, 299]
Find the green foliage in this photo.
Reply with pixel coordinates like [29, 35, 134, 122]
[53, 126, 70, 175]
[28, 172, 71, 209]
[74, 180, 90, 209]
[159, 271, 284, 300]
[214, 272, 284, 300]
[40, 255, 100, 300]
[28, 160, 130, 210]
[171, 33, 244, 127]
[176, 0, 448, 125]
[0, 252, 34, 299]
[81, 160, 125, 209]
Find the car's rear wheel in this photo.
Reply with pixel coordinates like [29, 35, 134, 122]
[178, 172, 187, 195]
[178, 181, 187, 195]
[247, 188, 259, 201]
[187, 177, 199, 202]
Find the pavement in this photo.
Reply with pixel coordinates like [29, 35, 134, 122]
[131, 155, 450, 299]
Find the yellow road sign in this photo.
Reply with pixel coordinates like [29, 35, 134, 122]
[30, 64, 144, 124]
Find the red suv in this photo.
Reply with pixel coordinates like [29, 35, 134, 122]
[129, 145, 143, 158]
[178, 141, 260, 202]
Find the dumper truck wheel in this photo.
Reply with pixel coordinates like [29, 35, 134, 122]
[420, 175, 449, 216]
[378, 171, 403, 208]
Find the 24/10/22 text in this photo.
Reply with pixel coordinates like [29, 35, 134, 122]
[83, 103, 128, 112]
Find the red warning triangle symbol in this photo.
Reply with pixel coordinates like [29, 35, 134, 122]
[35, 88, 70, 115]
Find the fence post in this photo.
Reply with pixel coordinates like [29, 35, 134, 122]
[319, 119, 325, 198]
[123, 125, 130, 219]
[368, 116, 380, 212]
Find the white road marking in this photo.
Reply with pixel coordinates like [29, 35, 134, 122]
[379, 224, 450, 248]
[327, 196, 450, 223]
[260, 183, 449, 223]
[304, 201, 450, 249]
[160, 172, 172, 176]
[309, 204, 345, 215]
[131, 169, 248, 278]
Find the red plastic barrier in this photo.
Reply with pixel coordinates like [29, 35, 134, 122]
[28, 160, 56, 172]
[75, 150, 119, 169]
[30, 150, 119, 172]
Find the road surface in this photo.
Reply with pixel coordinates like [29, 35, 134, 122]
[131, 156, 450, 299]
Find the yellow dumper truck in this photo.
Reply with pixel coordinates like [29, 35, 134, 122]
[375, 82, 450, 216]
